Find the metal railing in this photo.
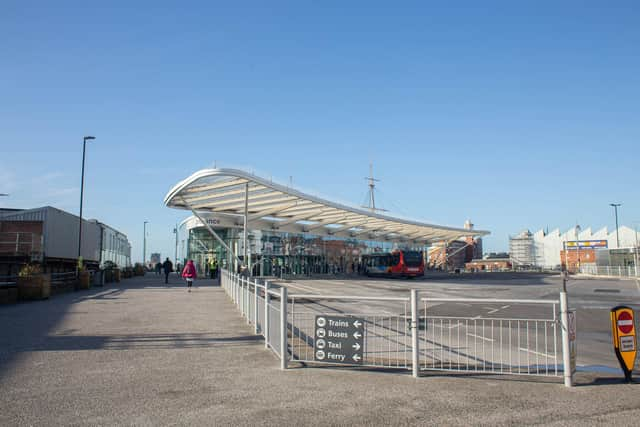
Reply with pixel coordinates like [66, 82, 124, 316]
[418, 298, 560, 377]
[220, 269, 288, 367]
[0, 232, 43, 256]
[221, 269, 575, 386]
[0, 275, 18, 287]
[51, 272, 77, 289]
[288, 294, 412, 370]
[579, 265, 639, 278]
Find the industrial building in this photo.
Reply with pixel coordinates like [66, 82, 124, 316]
[509, 226, 639, 271]
[0, 206, 131, 275]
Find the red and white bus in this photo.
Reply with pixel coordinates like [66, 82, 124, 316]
[362, 250, 424, 278]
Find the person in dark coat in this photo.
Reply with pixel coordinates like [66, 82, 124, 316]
[162, 258, 173, 284]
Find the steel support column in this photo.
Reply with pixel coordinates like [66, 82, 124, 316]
[243, 182, 249, 275]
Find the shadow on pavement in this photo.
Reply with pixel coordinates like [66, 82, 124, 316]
[0, 273, 220, 380]
[577, 376, 640, 387]
[3, 333, 262, 353]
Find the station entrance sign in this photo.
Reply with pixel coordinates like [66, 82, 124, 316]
[314, 315, 364, 365]
[610, 306, 637, 382]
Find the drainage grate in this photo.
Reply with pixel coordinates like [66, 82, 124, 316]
[594, 289, 620, 293]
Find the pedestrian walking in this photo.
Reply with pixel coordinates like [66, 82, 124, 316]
[182, 259, 197, 292]
[162, 257, 173, 284]
[209, 258, 217, 279]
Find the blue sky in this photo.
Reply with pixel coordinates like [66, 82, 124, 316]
[1, 1, 638, 262]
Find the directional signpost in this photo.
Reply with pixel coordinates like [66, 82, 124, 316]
[314, 315, 364, 365]
[610, 306, 637, 382]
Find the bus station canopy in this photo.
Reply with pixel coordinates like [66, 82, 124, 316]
[164, 168, 489, 244]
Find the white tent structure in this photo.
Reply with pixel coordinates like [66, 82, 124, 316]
[164, 168, 489, 267]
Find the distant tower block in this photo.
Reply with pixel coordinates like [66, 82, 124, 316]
[464, 220, 474, 230]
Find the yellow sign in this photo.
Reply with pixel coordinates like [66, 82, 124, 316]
[610, 306, 637, 382]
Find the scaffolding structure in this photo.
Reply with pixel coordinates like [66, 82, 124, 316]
[509, 230, 535, 267]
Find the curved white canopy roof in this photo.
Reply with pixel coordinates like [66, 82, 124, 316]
[164, 168, 489, 244]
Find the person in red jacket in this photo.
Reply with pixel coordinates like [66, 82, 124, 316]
[181, 260, 197, 292]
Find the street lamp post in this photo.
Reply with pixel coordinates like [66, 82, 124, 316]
[143, 221, 149, 268]
[575, 224, 581, 274]
[610, 203, 622, 248]
[173, 224, 178, 266]
[78, 136, 95, 272]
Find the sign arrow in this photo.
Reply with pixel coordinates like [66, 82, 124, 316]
[352, 342, 361, 351]
[353, 331, 362, 340]
[353, 354, 361, 362]
[353, 320, 362, 328]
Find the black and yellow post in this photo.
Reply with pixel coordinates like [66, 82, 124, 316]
[610, 306, 637, 383]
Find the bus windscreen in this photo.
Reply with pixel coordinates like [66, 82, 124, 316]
[403, 251, 423, 267]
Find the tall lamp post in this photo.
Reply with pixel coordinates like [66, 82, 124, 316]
[173, 224, 178, 266]
[78, 136, 96, 272]
[143, 221, 149, 268]
[610, 203, 622, 248]
[575, 224, 581, 274]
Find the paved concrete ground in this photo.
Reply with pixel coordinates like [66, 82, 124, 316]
[1, 273, 640, 426]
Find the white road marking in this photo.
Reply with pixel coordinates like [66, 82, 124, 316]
[519, 348, 555, 358]
[579, 305, 612, 310]
[286, 283, 318, 293]
[486, 305, 511, 314]
[467, 333, 494, 342]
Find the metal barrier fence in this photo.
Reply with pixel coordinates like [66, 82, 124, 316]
[580, 265, 639, 278]
[220, 269, 288, 367]
[0, 275, 18, 287]
[288, 295, 412, 369]
[0, 232, 42, 256]
[418, 298, 560, 377]
[221, 269, 575, 386]
[51, 271, 76, 282]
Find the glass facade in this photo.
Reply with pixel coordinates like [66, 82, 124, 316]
[178, 222, 427, 277]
